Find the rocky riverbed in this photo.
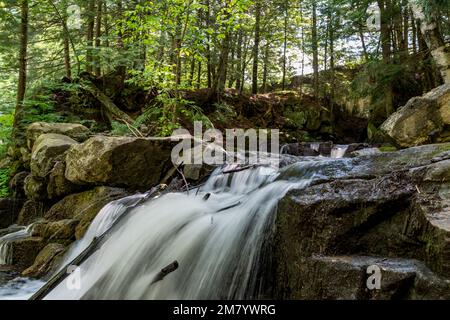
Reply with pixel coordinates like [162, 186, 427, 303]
[0, 122, 449, 299]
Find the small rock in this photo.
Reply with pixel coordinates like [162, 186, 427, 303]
[24, 175, 47, 201]
[17, 200, 46, 226]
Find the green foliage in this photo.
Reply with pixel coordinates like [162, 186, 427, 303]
[211, 102, 237, 123]
[0, 167, 11, 198]
[111, 121, 132, 136]
[0, 113, 13, 159]
[350, 61, 409, 103]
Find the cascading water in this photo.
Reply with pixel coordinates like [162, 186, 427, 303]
[0, 152, 360, 300]
[0, 225, 33, 265]
[43, 165, 313, 300]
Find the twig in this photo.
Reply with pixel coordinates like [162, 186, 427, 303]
[176, 163, 190, 195]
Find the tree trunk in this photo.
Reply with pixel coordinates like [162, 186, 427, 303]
[377, 0, 394, 116]
[252, 0, 261, 94]
[14, 0, 29, 131]
[409, 0, 450, 83]
[262, 42, 270, 93]
[312, 2, 319, 101]
[63, 19, 72, 79]
[95, 0, 103, 77]
[282, 2, 288, 91]
[86, 0, 95, 74]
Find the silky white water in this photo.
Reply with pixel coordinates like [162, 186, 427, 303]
[40, 164, 315, 300]
[0, 154, 356, 300]
[0, 225, 33, 265]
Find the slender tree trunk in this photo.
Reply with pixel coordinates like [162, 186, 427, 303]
[358, 24, 369, 61]
[312, 2, 319, 101]
[14, 0, 29, 131]
[86, 0, 95, 74]
[95, 0, 103, 77]
[262, 42, 270, 93]
[235, 30, 243, 91]
[116, 0, 126, 89]
[189, 57, 196, 86]
[378, 0, 394, 116]
[252, 0, 261, 94]
[409, 0, 450, 83]
[282, 2, 288, 90]
[63, 19, 72, 79]
[197, 61, 202, 89]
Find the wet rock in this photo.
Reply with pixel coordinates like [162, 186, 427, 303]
[30, 133, 77, 178]
[65, 136, 172, 189]
[0, 198, 25, 229]
[41, 219, 79, 240]
[47, 161, 83, 200]
[424, 159, 450, 182]
[9, 171, 29, 199]
[277, 255, 450, 300]
[22, 243, 66, 278]
[27, 122, 90, 150]
[282, 142, 333, 157]
[17, 200, 46, 226]
[381, 83, 450, 148]
[10, 237, 46, 270]
[24, 175, 47, 201]
[44, 186, 128, 239]
[274, 150, 450, 298]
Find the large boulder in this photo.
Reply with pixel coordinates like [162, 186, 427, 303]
[22, 243, 66, 278]
[44, 186, 128, 239]
[273, 145, 450, 299]
[65, 136, 172, 189]
[285, 255, 450, 300]
[30, 133, 77, 178]
[27, 122, 90, 150]
[47, 161, 82, 200]
[381, 83, 450, 148]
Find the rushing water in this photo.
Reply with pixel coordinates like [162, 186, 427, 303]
[0, 225, 34, 265]
[0, 153, 359, 300]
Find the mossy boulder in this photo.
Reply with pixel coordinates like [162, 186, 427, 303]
[44, 186, 129, 239]
[27, 122, 90, 150]
[381, 83, 450, 148]
[30, 133, 77, 178]
[47, 161, 83, 200]
[22, 243, 66, 278]
[65, 136, 172, 189]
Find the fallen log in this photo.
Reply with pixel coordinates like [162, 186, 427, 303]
[81, 81, 134, 125]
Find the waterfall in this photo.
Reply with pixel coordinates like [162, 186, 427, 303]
[331, 145, 349, 159]
[0, 225, 33, 265]
[0, 152, 358, 300]
[42, 164, 317, 300]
